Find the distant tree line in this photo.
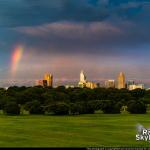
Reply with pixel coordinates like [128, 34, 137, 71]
[0, 86, 149, 115]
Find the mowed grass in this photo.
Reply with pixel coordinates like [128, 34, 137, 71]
[0, 113, 150, 147]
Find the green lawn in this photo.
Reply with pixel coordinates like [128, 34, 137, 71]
[0, 113, 150, 147]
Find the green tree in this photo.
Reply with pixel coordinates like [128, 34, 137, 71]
[69, 103, 79, 115]
[25, 100, 44, 114]
[46, 102, 69, 115]
[3, 102, 20, 115]
[101, 100, 121, 114]
[127, 100, 146, 114]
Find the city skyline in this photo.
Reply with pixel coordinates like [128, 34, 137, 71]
[0, 0, 150, 87]
[0, 70, 147, 90]
[0, 69, 149, 88]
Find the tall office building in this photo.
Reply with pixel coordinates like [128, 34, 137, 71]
[105, 80, 115, 88]
[80, 70, 86, 83]
[78, 70, 97, 89]
[118, 72, 126, 89]
[78, 70, 87, 88]
[44, 73, 53, 87]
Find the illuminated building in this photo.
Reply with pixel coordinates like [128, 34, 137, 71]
[35, 80, 47, 87]
[44, 73, 53, 87]
[65, 85, 75, 89]
[86, 81, 97, 89]
[118, 72, 126, 89]
[78, 70, 97, 89]
[35, 73, 53, 87]
[105, 80, 115, 88]
[128, 84, 144, 90]
[78, 70, 87, 88]
[127, 80, 135, 88]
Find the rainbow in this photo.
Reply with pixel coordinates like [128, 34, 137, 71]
[11, 46, 23, 75]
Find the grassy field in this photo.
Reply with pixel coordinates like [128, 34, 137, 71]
[0, 113, 150, 147]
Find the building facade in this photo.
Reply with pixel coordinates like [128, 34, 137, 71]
[44, 73, 53, 87]
[35, 73, 53, 87]
[127, 80, 135, 89]
[78, 70, 87, 88]
[35, 80, 48, 87]
[65, 85, 75, 89]
[128, 84, 144, 90]
[105, 80, 115, 88]
[78, 70, 97, 89]
[118, 72, 126, 89]
[86, 81, 97, 89]
[80, 70, 86, 83]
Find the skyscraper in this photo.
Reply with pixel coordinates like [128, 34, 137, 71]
[78, 70, 86, 88]
[44, 73, 53, 87]
[80, 70, 86, 83]
[78, 70, 97, 89]
[118, 72, 126, 89]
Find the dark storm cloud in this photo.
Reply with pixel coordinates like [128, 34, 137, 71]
[0, 0, 108, 27]
[0, 0, 149, 54]
[12, 21, 150, 55]
[0, 0, 149, 55]
[14, 22, 122, 54]
[0, 0, 149, 27]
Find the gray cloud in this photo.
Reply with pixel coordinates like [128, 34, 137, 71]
[12, 21, 150, 55]
[0, 0, 149, 27]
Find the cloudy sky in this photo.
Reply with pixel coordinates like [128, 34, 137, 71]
[0, 0, 150, 87]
